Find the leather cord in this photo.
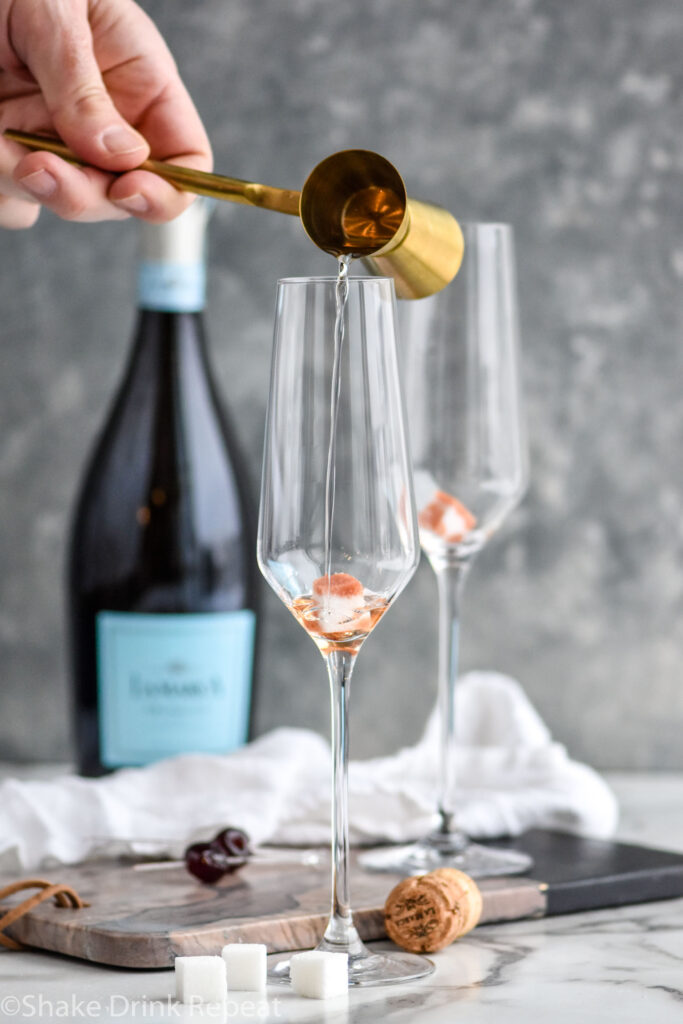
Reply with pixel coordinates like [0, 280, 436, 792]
[0, 879, 86, 950]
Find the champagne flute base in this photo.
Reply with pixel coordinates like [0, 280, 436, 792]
[358, 840, 533, 878]
[267, 946, 434, 987]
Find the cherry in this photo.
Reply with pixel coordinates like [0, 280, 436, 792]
[184, 827, 252, 883]
[184, 841, 228, 884]
[214, 827, 250, 862]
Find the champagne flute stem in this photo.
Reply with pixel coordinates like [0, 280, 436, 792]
[434, 559, 471, 842]
[320, 648, 364, 955]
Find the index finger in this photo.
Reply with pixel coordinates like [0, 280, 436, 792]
[107, 74, 212, 221]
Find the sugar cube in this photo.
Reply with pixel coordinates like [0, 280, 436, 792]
[311, 574, 372, 634]
[290, 950, 348, 999]
[175, 955, 226, 1004]
[221, 943, 267, 991]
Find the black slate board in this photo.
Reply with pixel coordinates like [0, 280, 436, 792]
[490, 829, 683, 914]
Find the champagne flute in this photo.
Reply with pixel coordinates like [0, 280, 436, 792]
[258, 275, 434, 985]
[360, 224, 532, 877]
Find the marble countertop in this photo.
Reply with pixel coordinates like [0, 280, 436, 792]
[0, 770, 682, 1023]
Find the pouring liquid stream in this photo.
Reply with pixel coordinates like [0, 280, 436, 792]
[322, 255, 352, 612]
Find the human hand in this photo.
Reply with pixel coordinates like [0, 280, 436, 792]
[0, 0, 211, 229]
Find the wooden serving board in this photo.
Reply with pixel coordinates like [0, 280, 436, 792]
[3, 830, 683, 968]
[0, 856, 542, 968]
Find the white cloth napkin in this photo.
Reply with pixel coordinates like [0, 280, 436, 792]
[0, 672, 618, 872]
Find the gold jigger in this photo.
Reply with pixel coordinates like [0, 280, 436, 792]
[300, 150, 464, 298]
[4, 130, 463, 298]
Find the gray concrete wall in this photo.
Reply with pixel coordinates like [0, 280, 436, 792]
[1, 0, 682, 768]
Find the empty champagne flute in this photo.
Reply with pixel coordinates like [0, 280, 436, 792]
[360, 223, 532, 877]
[258, 275, 433, 985]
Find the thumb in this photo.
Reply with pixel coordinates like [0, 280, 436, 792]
[18, 9, 149, 170]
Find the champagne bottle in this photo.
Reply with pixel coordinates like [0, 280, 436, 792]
[68, 200, 258, 776]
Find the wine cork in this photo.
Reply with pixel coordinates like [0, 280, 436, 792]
[431, 868, 483, 934]
[384, 869, 482, 954]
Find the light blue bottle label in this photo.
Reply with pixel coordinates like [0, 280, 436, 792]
[137, 261, 206, 312]
[96, 610, 255, 768]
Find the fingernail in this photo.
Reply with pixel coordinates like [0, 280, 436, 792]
[17, 168, 58, 197]
[100, 126, 146, 156]
[113, 193, 149, 214]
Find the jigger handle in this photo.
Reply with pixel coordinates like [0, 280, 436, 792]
[3, 129, 302, 216]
